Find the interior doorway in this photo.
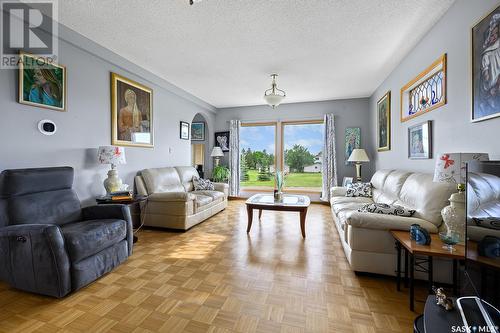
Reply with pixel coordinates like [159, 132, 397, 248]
[191, 113, 210, 178]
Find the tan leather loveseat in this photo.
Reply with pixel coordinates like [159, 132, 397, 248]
[135, 166, 228, 230]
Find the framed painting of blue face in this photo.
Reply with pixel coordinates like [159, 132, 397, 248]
[191, 122, 205, 141]
[18, 52, 66, 112]
[472, 4, 500, 122]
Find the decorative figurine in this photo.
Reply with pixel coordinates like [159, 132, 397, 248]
[432, 286, 454, 311]
[410, 224, 431, 245]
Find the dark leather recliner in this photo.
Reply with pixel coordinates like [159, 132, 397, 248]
[0, 167, 133, 298]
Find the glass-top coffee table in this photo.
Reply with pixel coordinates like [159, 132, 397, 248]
[245, 194, 311, 238]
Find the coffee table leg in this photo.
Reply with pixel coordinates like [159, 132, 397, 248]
[300, 208, 307, 238]
[258, 209, 263, 219]
[246, 205, 253, 233]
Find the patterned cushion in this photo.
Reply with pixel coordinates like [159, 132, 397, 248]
[358, 203, 416, 217]
[193, 176, 215, 191]
[346, 182, 372, 198]
[472, 217, 500, 230]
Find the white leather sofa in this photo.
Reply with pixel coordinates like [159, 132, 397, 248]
[135, 166, 228, 230]
[467, 171, 500, 241]
[330, 170, 456, 279]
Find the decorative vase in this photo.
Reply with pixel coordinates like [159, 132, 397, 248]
[275, 171, 284, 194]
[441, 191, 466, 244]
[103, 168, 123, 194]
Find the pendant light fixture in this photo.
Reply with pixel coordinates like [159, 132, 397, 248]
[264, 74, 286, 109]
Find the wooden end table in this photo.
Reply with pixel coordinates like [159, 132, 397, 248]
[96, 195, 147, 243]
[390, 230, 465, 311]
[245, 194, 311, 238]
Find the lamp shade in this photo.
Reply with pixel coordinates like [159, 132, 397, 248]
[433, 153, 489, 184]
[211, 146, 224, 157]
[97, 146, 126, 165]
[348, 149, 370, 162]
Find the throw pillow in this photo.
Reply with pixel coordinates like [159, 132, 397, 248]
[472, 217, 500, 230]
[346, 182, 372, 197]
[193, 176, 215, 191]
[358, 203, 416, 217]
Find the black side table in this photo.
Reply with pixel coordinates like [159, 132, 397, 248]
[96, 196, 147, 243]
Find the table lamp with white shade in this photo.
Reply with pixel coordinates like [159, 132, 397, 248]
[348, 149, 370, 182]
[433, 152, 489, 243]
[211, 146, 224, 167]
[98, 146, 126, 194]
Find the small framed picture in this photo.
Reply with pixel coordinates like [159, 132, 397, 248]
[19, 52, 66, 112]
[191, 122, 205, 141]
[180, 121, 190, 140]
[408, 120, 432, 159]
[377, 91, 391, 151]
[342, 177, 354, 187]
[215, 131, 230, 152]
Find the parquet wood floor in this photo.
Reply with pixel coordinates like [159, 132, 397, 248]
[0, 201, 427, 333]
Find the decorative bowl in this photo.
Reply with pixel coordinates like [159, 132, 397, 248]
[439, 231, 460, 251]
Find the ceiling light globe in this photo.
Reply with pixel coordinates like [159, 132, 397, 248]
[264, 94, 285, 108]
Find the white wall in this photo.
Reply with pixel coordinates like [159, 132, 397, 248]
[0, 23, 216, 205]
[215, 98, 373, 185]
[369, 0, 500, 173]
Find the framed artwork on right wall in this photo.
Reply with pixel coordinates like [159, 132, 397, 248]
[471, 4, 500, 122]
[377, 91, 391, 151]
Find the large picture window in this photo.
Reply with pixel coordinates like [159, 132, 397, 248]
[282, 121, 324, 191]
[240, 123, 276, 189]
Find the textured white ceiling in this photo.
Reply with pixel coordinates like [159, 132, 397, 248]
[57, 0, 455, 108]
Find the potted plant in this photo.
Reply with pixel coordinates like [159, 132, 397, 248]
[212, 165, 230, 183]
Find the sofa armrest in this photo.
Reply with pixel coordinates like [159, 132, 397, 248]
[0, 224, 71, 297]
[213, 183, 229, 197]
[148, 192, 195, 202]
[330, 186, 347, 197]
[346, 212, 438, 233]
[82, 205, 133, 255]
[82, 204, 132, 222]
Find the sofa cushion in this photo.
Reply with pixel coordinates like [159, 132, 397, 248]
[398, 173, 455, 225]
[333, 202, 368, 215]
[191, 190, 224, 201]
[193, 177, 215, 191]
[331, 196, 373, 206]
[346, 182, 372, 197]
[141, 167, 184, 194]
[61, 219, 127, 262]
[176, 166, 199, 192]
[192, 194, 213, 207]
[148, 192, 195, 202]
[380, 170, 411, 201]
[358, 203, 416, 217]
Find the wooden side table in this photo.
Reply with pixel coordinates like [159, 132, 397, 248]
[96, 196, 147, 243]
[390, 230, 465, 311]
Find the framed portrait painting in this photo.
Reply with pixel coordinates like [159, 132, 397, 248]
[408, 120, 432, 159]
[215, 131, 230, 152]
[344, 127, 360, 165]
[472, 4, 500, 122]
[191, 122, 205, 141]
[180, 121, 189, 140]
[111, 73, 153, 148]
[18, 52, 66, 111]
[377, 91, 391, 151]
